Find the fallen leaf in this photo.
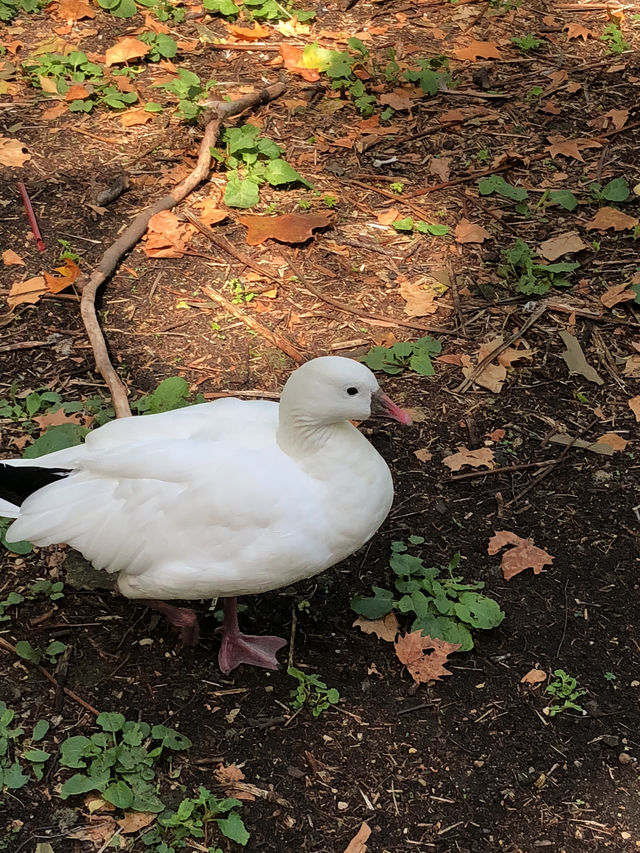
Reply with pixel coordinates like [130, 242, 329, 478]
[7, 276, 47, 310]
[0, 136, 30, 167]
[546, 135, 601, 162]
[119, 107, 154, 127]
[42, 102, 67, 120]
[53, 0, 96, 19]
[197, 198, 228, 227]
[521, 669, 547, 685]
[236, 212, 331, 246]
[2, 250, 25, 266]
[600, 282, 636, 308]
[414, 448, 432, 462]
[589, 108, 629, 131]
[215, 763, 245, 786]
[143, 210, 188, 258]
[32, 409, 83, 431]
[353, 612, 399, 643]
[455, 40, 502, 60]
[586, 207, 639, 232]
[399, 280, 439, 317]
[628, 396, 640, 421]
[624, 355, 640, 377]
[69, 817, 118, 844]
[228, 22, 270, 40]
[487, 428, 505, 441]
[43, 258, 81, 293]
[105, 37, 150, 66]
[548, 434, 614, 456]
[344, 822, 371, 853]
[442, 446, 495, 471]
[460, 352, 505, 393]
[394, 632, 459, 684]
[559, 330, 603, 384]
[564, 22, 595, 40]
[429, 156, 451, 182]
[454, 218, 490, 244]
[64, 83, 90, 101]
[538, 231, 588, 261]
[596, 432, 628, 452]
[437, 353, 463, 366]
[488, 531, 554, 581]
[379, 91, 416, 111]
[377, 208, 399, 226]
[116, 812, 156, 833]
[279, 44, 320, 81]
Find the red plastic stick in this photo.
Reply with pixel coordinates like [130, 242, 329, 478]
[17, 182, 46, 253]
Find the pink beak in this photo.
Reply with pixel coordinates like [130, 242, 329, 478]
[371, 389, 412, 425]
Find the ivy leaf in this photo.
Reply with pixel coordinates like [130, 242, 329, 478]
[264, 158, 313, 189]
[3, 762, 28, 789]
[453, 592, 505, 629]
[216, 812, 250, 846]
[548, 190, 578, 211]
[203, 0, 239, 13]
[224, 176, 260, 209]
[32, 719, 50, 741]
[151, 725, 192, 750]
[350, 589, 394, 620]
[15, 640, 42, 664]
[22, 748, 51, 763]
[60, 771, 110, 798]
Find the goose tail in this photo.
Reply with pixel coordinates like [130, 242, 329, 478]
[0, 462, 71, 518]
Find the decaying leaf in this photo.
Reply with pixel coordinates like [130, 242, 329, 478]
[69, 817, 119, 844]
[564, 22, 595, 40]
[596, 432, 628, 452]
[589, 108, 629, 132]
[2, 250, 25, 266]
[628, 396, 640, 422]
[586, 207, 640, 232]
[197, 197, 228, 227]
[53, 0, 96, 20]
[377, 208, 400, 226]
[414, 448, 433, 462]
[442, 446, 495, 471]
[538, 231, 588, 261]
[32, 409, 83, 431]
[105, 37, 150, 66]
[600, 283, 636, 308]
[488, 531, 554, 581]
[460, 337, 531, 393]
[454, 218, 490, 244]
[455, 40, 502, 60]
[228, 22, 270, 40]
[548, 434, 614, 456]
[143, 210, 188, 258]
[521, 668, 547, 685]
[43, 258, 81, 294]
[353, 612, 399, 643]
[429, 155, 451, 182]
[624, 355, 640, 377]
[559, 331, 603, 385]
[546, 136, 601, 162]
[394, 632, 460, 684]
[116, 812, 156, 833]
[344, 822, 371, 853]
[399, 279, 439, 317]
[237, 212, 331, 246]
[119, 107, 154, 127]
[279, 44, 320, 81]
[7, 276, 47, 310]
[0, 136, 31, 167]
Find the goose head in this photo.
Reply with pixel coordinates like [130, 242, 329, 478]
[279, 356, 412, 429]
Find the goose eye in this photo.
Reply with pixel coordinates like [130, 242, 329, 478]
[346, 387, 359, 396]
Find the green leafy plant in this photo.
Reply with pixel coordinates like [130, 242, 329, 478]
[57, 238, 80, 262]
[139, 32, 179, 61]
[402, 55, 452, 96]
[59, 712, 192, 811]
[362, 336, 442, 376]
[15, 639, 67, 665]
[137, 0, 185, 21]
[287, 667, 340, 717]
[213, 123, 312, 208]
[0, 0, 40, 22]
[544, 669, 587, 716]
[478, 174, 528, 202]
[96, 0, 137, 17]
[226, 278, 256, 304]
[0, 580, 64, 618]
[588, 177, 631, 204]
[352, 543, 504, 651]
[512, 34, 543, 52]
[0, 703, 51, 797]
[601, 21, 629, 54]
[142, 786, 249, 850]
[132, 376, 203, 415]
[392, 217, 450, 236]
[156, 67, 215, 122]
[498, 239, 579, 295]
[546, 189, 578, 211]
[203, 0, 314, 20]
[475, 148, 490, 164]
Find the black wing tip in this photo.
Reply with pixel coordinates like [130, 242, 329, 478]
[0, 463, 71, 507]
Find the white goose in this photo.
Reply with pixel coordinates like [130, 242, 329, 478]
[0, 357, 410, 673]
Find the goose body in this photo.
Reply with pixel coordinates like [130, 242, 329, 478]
[0, 357, 410, 671]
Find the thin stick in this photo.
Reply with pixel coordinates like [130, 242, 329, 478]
[201, 285, 306, 365]
[446, 459, 560, 481]
[17, 182, 46, 252]
[0, 339, 57, 354]
[78, 81, 286, 418]
[287, 604, 297, 670]
[457, 301, 547, 392]
[0, 636, 99, 716]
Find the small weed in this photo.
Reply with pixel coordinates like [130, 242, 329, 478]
[0, 579, 64, 615]
[544, 669, 587, 716]
[499, 239, 579, 295]
[362, 336, 442, 376]
[322, 193, 338, 208]
[57, 239, 80, 262]
[389, 182, 405, 194]
[475, 148, 490, 163]
[393, 217, 450, 237]
[601, 21, 629, 54]
[138, 0, 186, 21]
[297, 199, 311, 210]
[156, 67, 215, 122]
[0, 703, 51, 798]
[204, 0, 314, 21]
[226, 278, 256, 305]
[142, 787, 249, 849]
[288, 667, 340, 717]
[588, 177, 631, 204]
[15, 639, 67, 665]
[352, 543, 504, 651]
[139, 32, 179, 61]
[132, 377, 204, 415]
[478, 174, 528, 203]
[512, 34, 543, 52]
[0, 0, 40, 22]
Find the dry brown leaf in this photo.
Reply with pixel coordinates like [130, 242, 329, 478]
[215, 763, 245, 785]
[429, 156, 451, 182]
[7, 276, 47, 310]
[442, 446, 495, 471]
[143, 210, 188, 258]
[538, 231, 588, 261]
[454, 218, 490, 244]
[105, 37, 150, 66]
[559, 330, 603, 384]
[487, 428, 505, 441]
[399, 280, 439, 317]
[461, 353, 506, 393]
[488, 531, 554, 581]
[119, 107, 154, 127]
[53, 0, 96, 19]
[586, 207, 640, 232]
[394, 632, 459, 684]
[377, 208, 399, 226]
[0, 136, 30, 167]
[236, 212, 331, 246]
[69, 817, 118, 844]
[64, 83, 90, 101]
[353, 612, 399, 643]
[2, 250, 25, 266]
[546, 136, 601, 162]
[197, 198, 228, 227]
[42, 102, 68, 120]
[379, 91, 416, 111]
[455, 40, 502, 60]
[279, 44, 320, 81]
[32, 409, 83, 431]
[628, 396, 640, 422]
[228, 22, 270, 40]
[414, 448, 432, 462]
[521, 668, 547, 685]
[437, 353, 463, 366]
[600, 282, 636, 308]
[625, 355, 640, 377]
[564, 22, 595, 40]
[589, 108, 629, 131]
[344, 822, 371, 853]
[116, 812, 156, 834]
[596, 432, 628, 452]
[43, 258, 81, 293]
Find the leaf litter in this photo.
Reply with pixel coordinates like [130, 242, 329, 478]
[488, 532, 554, 581]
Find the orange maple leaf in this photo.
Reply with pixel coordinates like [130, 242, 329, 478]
[236, 212, 332, 246]
[455, 40, 502, 61]
[488, 531, 554, 581]
[394, 632, 460, 684]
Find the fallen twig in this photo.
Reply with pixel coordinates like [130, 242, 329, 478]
[17, 182, 45, 253]
[78, 81, 286, 418]
[447, 459, 559, 481]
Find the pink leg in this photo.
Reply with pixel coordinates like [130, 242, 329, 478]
[142, 599, 200, 647]
[217, 597, 286, 674]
